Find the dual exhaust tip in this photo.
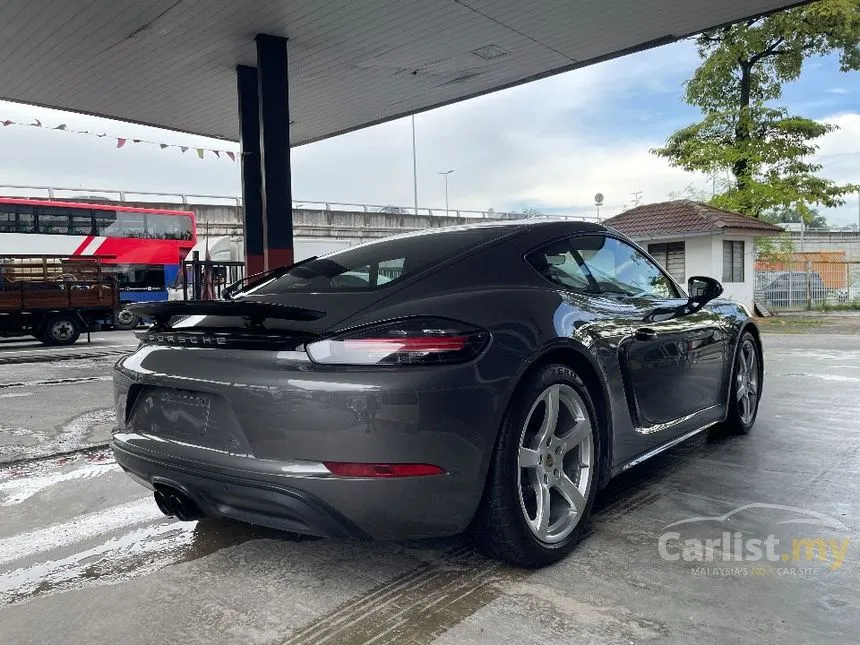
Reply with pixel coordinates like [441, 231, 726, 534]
[154, 487, 204, 521]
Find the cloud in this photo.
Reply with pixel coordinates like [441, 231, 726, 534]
[824, 88, 848, 94]
[0, 39, 856, 227]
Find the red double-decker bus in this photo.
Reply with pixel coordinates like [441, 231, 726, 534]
[0, 197, 196, 328]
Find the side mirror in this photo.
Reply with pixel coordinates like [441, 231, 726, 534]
[687, 276, 723, 307]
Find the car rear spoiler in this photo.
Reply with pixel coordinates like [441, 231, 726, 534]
[127, 300, 326, 327]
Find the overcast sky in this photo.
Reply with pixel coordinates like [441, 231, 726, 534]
[1, 40, 858, 225]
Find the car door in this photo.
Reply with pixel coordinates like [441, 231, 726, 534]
[569, 235, 728, 428]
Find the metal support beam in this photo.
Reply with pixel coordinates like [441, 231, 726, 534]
[236, 65, 265, 276]
[256, 34, 294, 270]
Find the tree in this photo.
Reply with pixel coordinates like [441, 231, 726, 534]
[653, 0, 860, 217]
[764, 205, 829, 229]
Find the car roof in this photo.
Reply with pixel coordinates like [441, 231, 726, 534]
[362, 218, 607, 244]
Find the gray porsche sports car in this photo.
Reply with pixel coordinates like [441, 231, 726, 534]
[113, 220, 763, 567]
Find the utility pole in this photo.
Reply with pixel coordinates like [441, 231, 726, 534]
[438, 170, 454, 216]
[412, 115, 419, 215]
[630, 191, 643, 207]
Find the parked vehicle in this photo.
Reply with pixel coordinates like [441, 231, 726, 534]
[836, 284, 860, 303]
[0, 256, 119, 345]
[0, 196, 196, 329]
[112, 220, 762, 567]
[760, 270, 827, 308]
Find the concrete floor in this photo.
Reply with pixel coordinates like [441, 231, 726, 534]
[0, 332, 857, 644]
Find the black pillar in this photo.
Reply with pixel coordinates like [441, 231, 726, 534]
[236, 65, 265, 276]
[256, 34, 293, 270]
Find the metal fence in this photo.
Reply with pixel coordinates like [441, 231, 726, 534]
[755, 261, 860, 311]
[180, 254, 246, 301]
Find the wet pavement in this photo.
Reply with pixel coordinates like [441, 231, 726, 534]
[0, 332, 858, 644]
[0, 332, 137, 464]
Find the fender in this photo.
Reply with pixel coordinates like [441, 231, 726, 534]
[721, 319, 763, 417]
[502, 337, 615, 489]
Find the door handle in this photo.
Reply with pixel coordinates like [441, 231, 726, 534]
[635, 327, 657, 340]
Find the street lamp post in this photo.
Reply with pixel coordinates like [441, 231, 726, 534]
[412, 115, 419, 216]
[438, 170, 454, 216]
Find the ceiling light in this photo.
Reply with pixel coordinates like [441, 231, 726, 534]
[471, 45, 510, 60]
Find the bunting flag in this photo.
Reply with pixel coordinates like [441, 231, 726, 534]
[0, 116, 238, 161]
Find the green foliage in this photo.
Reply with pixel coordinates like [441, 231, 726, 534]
[763, 205, 829, 228]
[652, 0, 860, 217]
[754, 233, 795, 265]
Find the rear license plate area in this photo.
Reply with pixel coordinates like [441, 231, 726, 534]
[139, 389, 212, 438]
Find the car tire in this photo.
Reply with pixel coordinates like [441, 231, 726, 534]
[42, 314, 81, 346]
[114, 307, 140, 330]
[720, 333, 762, 435]
[470, 364, 601, 567]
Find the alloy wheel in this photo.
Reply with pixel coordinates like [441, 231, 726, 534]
[736, 339, 759, 425]
[517, 383, 594, 544]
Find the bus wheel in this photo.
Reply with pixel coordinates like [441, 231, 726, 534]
[114, 307, 140, 330]
[43, 315, 81, 346]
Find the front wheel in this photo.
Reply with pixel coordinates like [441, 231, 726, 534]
[42, 314, 81, 346]
[721, 333, 762, 435]
[470, 364, 600, 567]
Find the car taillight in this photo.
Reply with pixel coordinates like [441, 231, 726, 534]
[305, 317, 489, 366]
[323, 462, 446, 478]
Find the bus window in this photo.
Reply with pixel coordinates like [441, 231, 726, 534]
[117, 212, 146, 238]
[113, 264, 167, 291]
[36, 207, 76, 234]
[0, 207, 15, 233]
[147, 213, 193, 240]
[94, 210, 119, 236]
[16, 207, 35, 233]
[71, 213, 94, 235]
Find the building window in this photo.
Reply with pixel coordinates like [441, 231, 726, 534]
[723, 241, 745, 282]
[647, 242, 685, 283]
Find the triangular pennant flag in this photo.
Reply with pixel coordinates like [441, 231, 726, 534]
[160, 144, 169, 149]
[213, 150, 221, 158]
[31, 119, 42, 127]
[226, 151, 236, 162]
[196, 148, 204, 159]
[132, 139, 141, 144]
[116, 138, 126, 148]
[54, 124, 68, 130]
[1, 120, 12, 126]
[181, 146, 188, 153]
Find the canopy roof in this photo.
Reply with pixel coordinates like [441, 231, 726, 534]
[0, 0, 805, 145]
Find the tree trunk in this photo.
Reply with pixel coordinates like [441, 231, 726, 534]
[733, 61, 754, 215]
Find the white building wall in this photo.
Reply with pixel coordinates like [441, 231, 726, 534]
[636, 233, 758, 310]
[712, 234, 756, 310]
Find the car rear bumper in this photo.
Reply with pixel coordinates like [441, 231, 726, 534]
[112, 429, 487, 540]
[112, 438, 367, 538]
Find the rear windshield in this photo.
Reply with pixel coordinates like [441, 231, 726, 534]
[243, 229, 509, 294]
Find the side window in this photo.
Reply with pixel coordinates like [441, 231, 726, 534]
[0, 208, 15, 233]
[70, 213, 94, 235]
[527, 239, 594, 292]
[36, 207, 73, 234]
[572, 236, 679, 299]
[16, 207, 35, 233]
